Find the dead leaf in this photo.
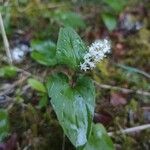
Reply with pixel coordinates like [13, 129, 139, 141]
[93, 112, 112, 125]
[110, 93, 127, 106]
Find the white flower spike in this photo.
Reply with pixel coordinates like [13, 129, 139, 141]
[80, 39, 111, 71]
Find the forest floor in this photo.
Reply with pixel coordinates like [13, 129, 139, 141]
[0, 1, 150, 150]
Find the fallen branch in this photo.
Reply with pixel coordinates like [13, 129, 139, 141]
[0, 13, 12, 64]
[0, 75, 29, 96]
[0, 96, 13, 108]
[108, 124, 150, 136]
[16, 2, 66, 13]
[116, 63, 150, 79]
[94, 81, 150, 96]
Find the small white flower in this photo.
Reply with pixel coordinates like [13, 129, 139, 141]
[80, 63, 89, 71]
[80, 39, 111, 71]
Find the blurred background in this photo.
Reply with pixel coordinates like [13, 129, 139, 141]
[0, 0, 150, 150]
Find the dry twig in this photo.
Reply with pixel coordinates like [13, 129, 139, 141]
[94, 81, 150, 96]
[0, 75, 29, 96]
[0, 13, 12, 64]
[108, 124, 150, 136]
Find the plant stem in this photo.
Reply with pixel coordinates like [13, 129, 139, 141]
[62, 133, 65, 150]
[0, 12, 12, 64]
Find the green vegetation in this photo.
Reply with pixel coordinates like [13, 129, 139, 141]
[0, 0, 150, 149]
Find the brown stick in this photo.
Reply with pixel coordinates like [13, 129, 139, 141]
[108, 124, 150, 136]
[0, 13, 12, 64]
[94, 81, 150, 96]
[0, 75, 29, 96]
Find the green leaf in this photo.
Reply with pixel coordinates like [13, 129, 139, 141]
[0, 66, 17, 78]
[54, 11, 86, 29]
[83, 124, 114, 150]
[56, 27, 87, 70]
[31, 40, 57, 66]
[0, 109, 9, 142]
[39, 94, 48, 108]
[28, 78, 46, 93]
[104, 0, 127, 12]
[102, 13, 117, 31]
[46, 73, 95, 147]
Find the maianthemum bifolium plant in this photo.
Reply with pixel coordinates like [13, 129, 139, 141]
[0, 27, 114, 149]
[30, 27, 114, 150]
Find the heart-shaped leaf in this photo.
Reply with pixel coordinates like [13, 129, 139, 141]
[31, 40, 57, 66]
[56, 27, 87, 70]
[83, 124, 115, 150]
[46, 73, 95, 147]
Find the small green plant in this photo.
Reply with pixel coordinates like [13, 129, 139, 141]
[79, 0, 127, 31]
[101, 0, 128, 31]
[0, 66, 17, 78]
[28, 78, 48, 108]
[0, 109, 9, 142]
[30, 27, 114, 149]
